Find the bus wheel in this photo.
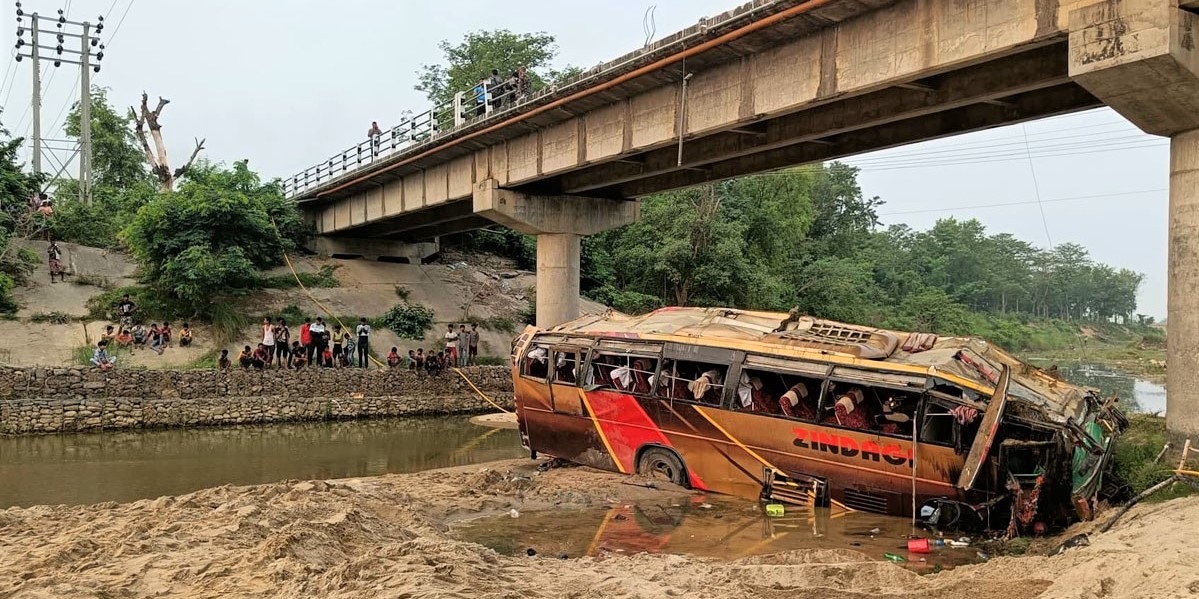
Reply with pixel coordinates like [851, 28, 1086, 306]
[637, 447, 687, 487]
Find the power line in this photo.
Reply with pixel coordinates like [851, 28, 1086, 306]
[876, 188, 1166, 217]
[1021, 123, 1054, 249]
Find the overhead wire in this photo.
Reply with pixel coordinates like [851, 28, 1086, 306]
[1021, 122, 1054, 248]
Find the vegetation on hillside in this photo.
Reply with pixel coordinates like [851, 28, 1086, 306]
[25, 89, 311, 319]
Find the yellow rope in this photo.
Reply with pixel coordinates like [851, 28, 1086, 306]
[452, 367, 513, 414]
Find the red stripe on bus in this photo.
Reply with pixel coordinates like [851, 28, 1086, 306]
[587, 390, 709, 490]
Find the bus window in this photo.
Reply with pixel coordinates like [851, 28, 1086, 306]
[819, 383, 920, 435]
[666, 360, 727, 406]
[552, 349, 580, 385]
[736, 368, 822, 422]
[521, 345, 550, 380]
[920, 400, 981, 452]
[590, 353, 658, 395]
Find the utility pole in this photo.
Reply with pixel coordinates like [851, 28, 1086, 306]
[29, 13, 40, 176]
[79, 22, 92, 205]
[14, 3, 107, 204]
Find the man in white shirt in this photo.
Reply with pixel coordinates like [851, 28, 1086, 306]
[444, 324, 460, 366]
[355, 318, 372, 368]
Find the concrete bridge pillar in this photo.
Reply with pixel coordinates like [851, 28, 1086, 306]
[473, 179, 638, 328]
[1069, 0, 1199, 439]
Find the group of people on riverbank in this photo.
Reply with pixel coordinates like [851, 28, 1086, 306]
[228, 316, 375, 370]
[91, 295, 195, 370]
[384, 323, 481, 374]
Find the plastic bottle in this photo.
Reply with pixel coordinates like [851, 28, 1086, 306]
[883, 552, 907, 563]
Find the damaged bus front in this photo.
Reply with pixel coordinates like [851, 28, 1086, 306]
[511, 308, 1127, 533]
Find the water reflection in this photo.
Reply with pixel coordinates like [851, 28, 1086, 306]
[1049, 363, 1167, 414]
[0, 417, 524, 508]
[453, 497, 980, 571]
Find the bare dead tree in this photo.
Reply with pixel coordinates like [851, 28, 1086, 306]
[130, 92, 206, 192]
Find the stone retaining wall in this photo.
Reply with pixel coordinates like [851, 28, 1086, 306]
[0, 366, 514, 434]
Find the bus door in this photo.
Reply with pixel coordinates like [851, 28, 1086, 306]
[549, 345, 587, 416]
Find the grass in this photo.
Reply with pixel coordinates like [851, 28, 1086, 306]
[1113, 414, 1196, 501]
[475, 355, 507, 366]
[28, 311, 74, 324]
[186, 349, 222, 370]
[259, 265, 341, 289]
[480, 315, 517, 334]
[73, 345, 94, 366]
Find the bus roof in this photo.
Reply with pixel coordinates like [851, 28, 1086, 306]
[546, 307, 1091, 424]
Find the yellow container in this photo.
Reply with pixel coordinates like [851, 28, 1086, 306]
[765, 503, 785, 517]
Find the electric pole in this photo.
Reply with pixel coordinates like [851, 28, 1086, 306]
[29, 13, 40, 176]
[14, 4, 107, 205]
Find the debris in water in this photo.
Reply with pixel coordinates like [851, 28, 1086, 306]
[700, 503, 713, 509]
[869, 527, 881, 535]
[559, 553, 568, 560]
[509, 509, 520, 518]
[526, 548, 537, 556]
[883, 553, 906, 563]
[976, 551, 991, 562]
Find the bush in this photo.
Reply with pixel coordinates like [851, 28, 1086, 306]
[29, 311, 73, 324]
[122, 160, 307, 313]
[394, 285, 411, 300]
[86, 285, 187, 322]
[260, 265, 340, 289]
[380, 303, 435, 340]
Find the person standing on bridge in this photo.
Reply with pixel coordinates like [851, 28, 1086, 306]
[516, 65, 531, 102]
[474, 78, 487, 117]
[368, 121, 383, 158]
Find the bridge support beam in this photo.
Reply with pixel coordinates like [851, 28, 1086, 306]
[307, 236, 439, 263]
[1069, 0, 1199, 440]
[473, 179, 638, 328]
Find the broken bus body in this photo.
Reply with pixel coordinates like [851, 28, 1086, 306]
[511, 307, 1127, 531]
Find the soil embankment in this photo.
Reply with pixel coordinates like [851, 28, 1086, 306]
[1, 459, 1195, 598]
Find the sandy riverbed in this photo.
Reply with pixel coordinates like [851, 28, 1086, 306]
[1, 459, 1196, 598]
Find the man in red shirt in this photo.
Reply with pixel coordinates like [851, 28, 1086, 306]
[300, 317, 313, 366]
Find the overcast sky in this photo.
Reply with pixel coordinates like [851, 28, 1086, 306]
[0, 0, 1169, 318]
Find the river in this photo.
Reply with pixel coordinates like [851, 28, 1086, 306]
[0, 416, 524, 508]
[1052, 363, 1167, 414]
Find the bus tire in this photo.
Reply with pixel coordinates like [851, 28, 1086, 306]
[637, 446, 688, 487]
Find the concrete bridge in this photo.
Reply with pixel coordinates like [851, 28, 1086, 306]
[286, 0, 1199, 437]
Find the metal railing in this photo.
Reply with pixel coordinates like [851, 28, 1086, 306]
[282, 76, 536, 199]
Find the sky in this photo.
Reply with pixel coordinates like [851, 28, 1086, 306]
[0, 0, 1170, 318]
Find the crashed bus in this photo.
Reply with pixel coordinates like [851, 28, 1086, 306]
[511, 307, 1128, 532]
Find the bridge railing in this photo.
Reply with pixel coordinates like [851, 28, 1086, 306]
[282, 77, 536, 199]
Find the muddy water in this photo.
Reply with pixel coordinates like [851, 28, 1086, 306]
[452, 496, 982, 571]
[0, 417, 524, 508]
[1053, 363, 1167, 414]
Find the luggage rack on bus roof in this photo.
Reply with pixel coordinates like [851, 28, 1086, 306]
[769, 316, 900, 360]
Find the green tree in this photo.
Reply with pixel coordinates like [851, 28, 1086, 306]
[416, 30, 565, 109]
[123, 160, 304, 313]
[50, 88, 158, 247]
[65, 87, 150, 190]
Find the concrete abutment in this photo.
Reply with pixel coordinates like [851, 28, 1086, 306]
[1069, 0, 1199, 438]
[473, 179, 638, 327]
